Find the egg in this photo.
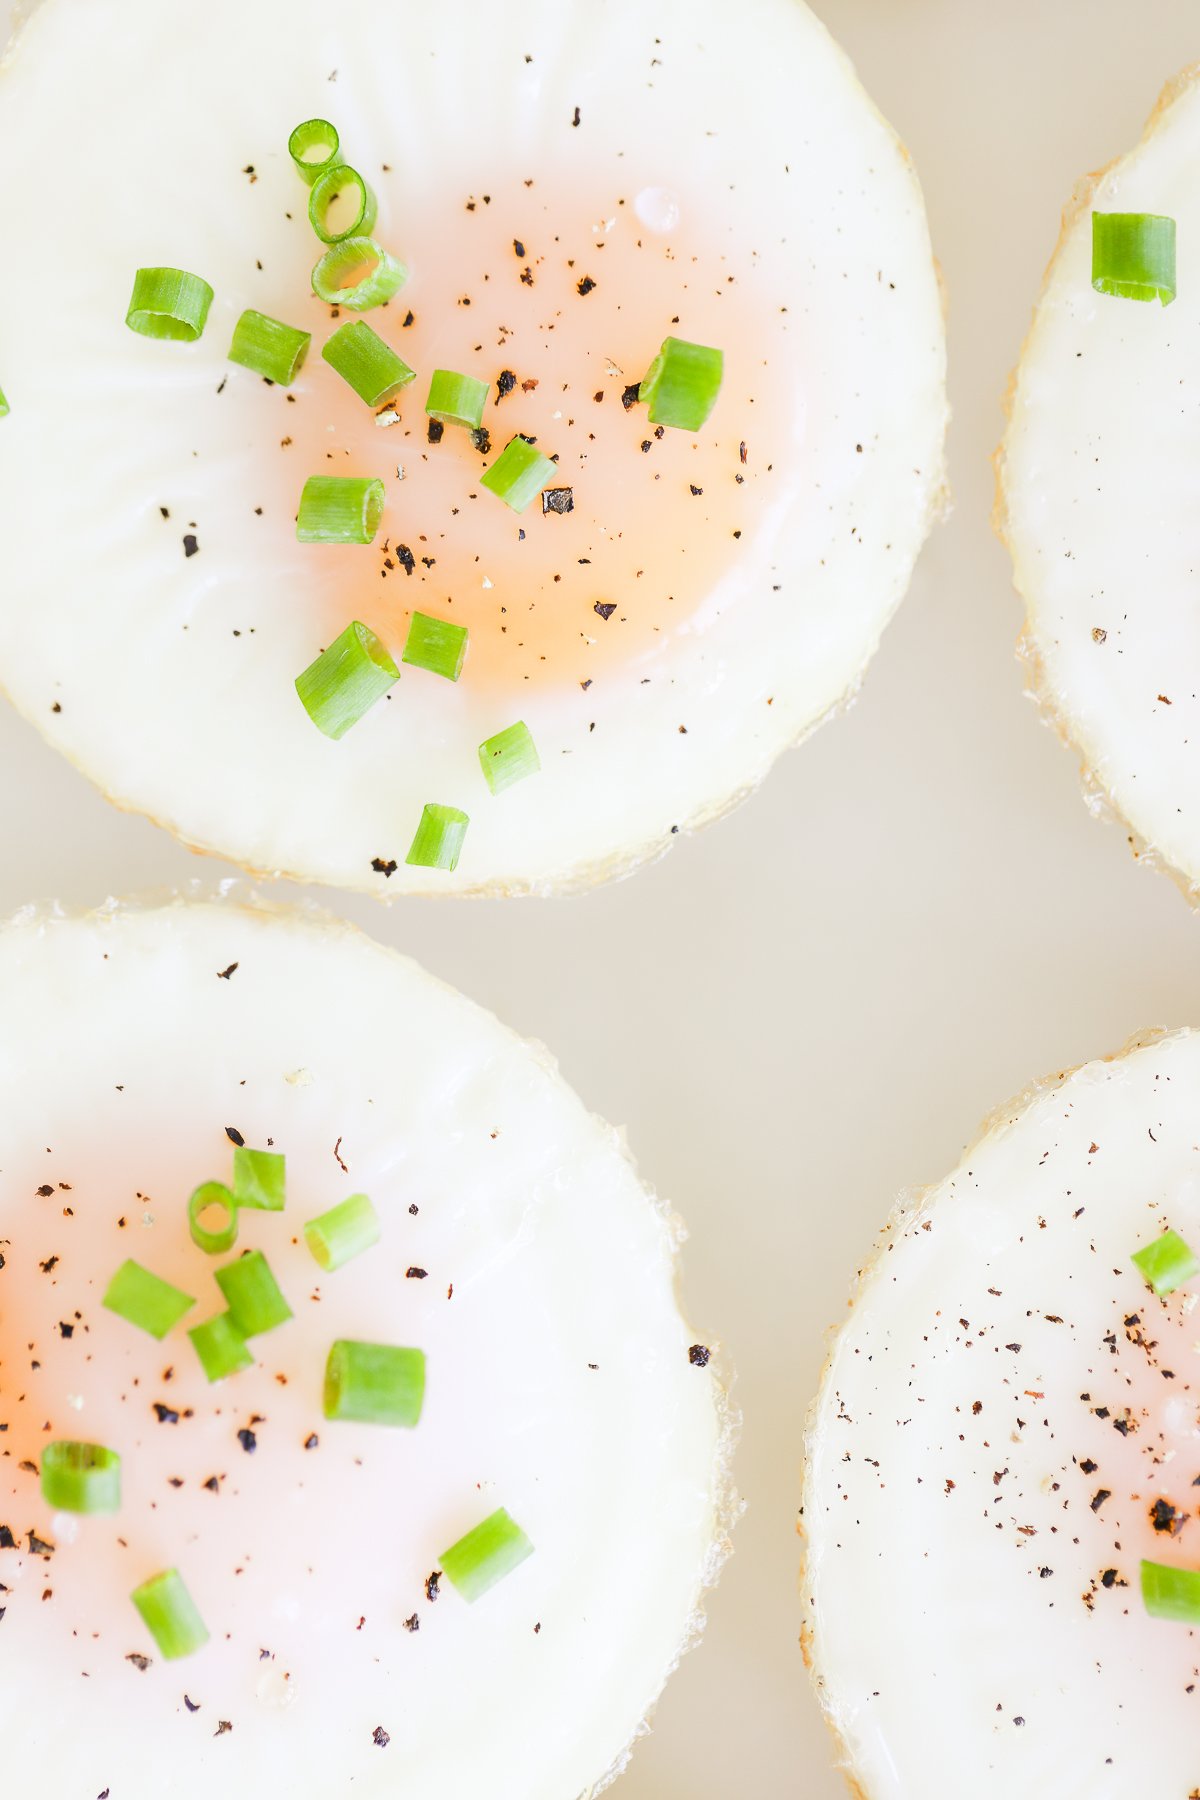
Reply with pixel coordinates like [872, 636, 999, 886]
[0, 0, 946, 895]
[999, 67, 1200, 901]
[802, 1028, 1200, 1798]
[0, 893, 733, 1797]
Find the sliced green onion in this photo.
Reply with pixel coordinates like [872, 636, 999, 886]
[131, 1568, 209, 1660]
[1132, 1227, 1198, 1296]
[639, 335, 724, 431]
[403, 611, 468, 682]
[478, 720, 541, 794]
[297, 474, 385, 546]
[231, 1146, 286, 1212]
[41, 1441, 121, 1515]
[304, 1193, 381, 1272]
[1092, 212, 1176, 305]
[440, 1507, 534, 1603]
[480, 436, 557, 513]
[296, 621, 399, 739]
[188, 1181, 239, 1256]
[0, 389, 9, 417]
[188, 1311, 253, 1383]
[322, 320, 415, 407]
[1142, 1557, 1200, 1622]
[228, 309, 310, 386]
[312, 237, 407, 311]
[406, 803, 469, 872]
[103, 1260, 195, 1339]
[425, 369, 488, 430]
[215, 1250, 293, 1338]
[324, 1340, 425, 1426]
[288, 118, 342, 186]
[125, 267, 214, 343]
[309, 163, 377, 245]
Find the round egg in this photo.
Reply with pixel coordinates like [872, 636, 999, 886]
[803, 1028, 1200, 1797]
[0, 0, 946, 895]
[999, 67, 1200, 900]
[0, 892, 732, 1797]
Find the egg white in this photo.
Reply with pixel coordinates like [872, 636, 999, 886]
[803, 1028, 1200, 1799]
[1000, 66, 1200, 901]
[0, 0, 946, 895]
[0, 891, 733, 1798]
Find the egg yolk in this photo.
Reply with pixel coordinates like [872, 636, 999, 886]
[280, 167, 799, 692]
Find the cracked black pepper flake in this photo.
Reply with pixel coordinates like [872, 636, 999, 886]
[27, 1531, 53, 1556]
[0, 1527, 15, 1549]
[571, 105, 581, 126]
[542, 487, 574, 515]
[58, 1321, 73, 1339]
[217, 962, 238, 980]
[397, 544, 415, 576]
[513, 238, 526, 257]
[373, 1727, 391, 1748]
[36, 1184, 54, 1197]
[153, 1403, 180, 1425]
[215, 1720, 232, 1737]
[403, 1613, 419, 1632]
[471, 426, 492, 455]
[689, 484, 704, 497]
[688, 1344, 711, 1367]
[1090, 1488, 1111, 1512]
[225, 1126, 245, 1147]
[425, 1571, 441, 1602]
[576, 275, 596, 296]
[496, 369, 517, 400]
[183, 534, 199, 558]
[621, 383, 640, 410]
[184, 1694, 200, 1712]
[406, 1266, 428, 1280]
[126, 1652, 152, 1671]
[304, 1433, 319, 1450]
[427, 418, 444, 445]
[237, 1428, 257, 1454]
[1151, 1497, 1187, 1533]
[371, 857, 397, 878]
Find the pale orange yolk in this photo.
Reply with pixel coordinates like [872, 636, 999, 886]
[278, 167, 797, 692]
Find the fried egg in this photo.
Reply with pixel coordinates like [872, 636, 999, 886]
[999, 67, 1200, 901]
[802, 1028, 1200, 1797]
[0, 892, 733, 1797]
[0, 0, 946, 895]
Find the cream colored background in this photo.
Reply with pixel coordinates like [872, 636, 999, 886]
[3, 1, 1200, 1792]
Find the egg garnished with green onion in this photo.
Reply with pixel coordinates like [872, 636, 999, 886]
[999, 68, 1200, 902]
[0, 894, 731, 1796]
[803, 1027, 1200, 1797]
[0, 0, 946, 894]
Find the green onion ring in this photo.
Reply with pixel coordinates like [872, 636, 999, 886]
[312, 237, 407, 311]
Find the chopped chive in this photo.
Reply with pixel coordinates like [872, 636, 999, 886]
[297, 474, 385, 545]
[1092, 212, 1176, 305]
[639, 335, 724, 431]
[0, 389, 8, 417]
[296, 621, 399, 739]
[324, 1340, 425, 1426]
[403, 612, 468, 681]
[1142, 1557, 1200, 1622]
[309, 163, 377, 245]
[288, 118, 343, 186]
[425, 369, 488, 430]
[478, 720, 540, 794]
[228, 310, 311, 386]
[479, 436, 557, 513]
[322, 320, 415, 407]
[1132, 1227, 1198, 1296]
[188, 1181, 239, 1256]
[406, 803, 469, 872]
[103, 1260, 195, 1340]
[440, 1507, 534, 1602]
[131, 1569, 209, 1660]
[188, 1311, 253, 1383]
[231, 1146, 286, 1213]
[311, 236, 407, 311]
[304, 1193, 380, 1272]
[215, 1250, 293, 1338]
[125, 267, 214, 343]
[41, 1441, 121, 1515]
